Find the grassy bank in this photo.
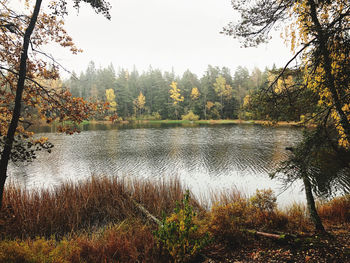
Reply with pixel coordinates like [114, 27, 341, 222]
[125, 119, 303, 127]
[0, 177, 349, 262]
[31, 119, 304, 133]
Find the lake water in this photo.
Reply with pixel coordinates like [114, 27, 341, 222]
[8, 123, 305, 205]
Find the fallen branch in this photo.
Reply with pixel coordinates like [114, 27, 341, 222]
[246, 229, 295, 241]
[131, 199, 162, 226]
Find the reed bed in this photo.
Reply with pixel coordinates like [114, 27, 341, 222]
[318, 195, 350, 223]
[0, 176, 350, 262]
[1, 176, 349, 239]
[0, 176, 188, 239]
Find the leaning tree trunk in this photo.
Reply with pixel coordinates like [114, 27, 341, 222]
[303, 176, 325, 232]
[309, 0, 350, 141]
[0, 0, 43, 209]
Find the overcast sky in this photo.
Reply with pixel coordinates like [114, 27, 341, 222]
[46, 0, 293, 78]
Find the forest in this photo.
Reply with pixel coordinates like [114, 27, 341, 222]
[64, 62, 318, 124]
[64, 63, 267, 121]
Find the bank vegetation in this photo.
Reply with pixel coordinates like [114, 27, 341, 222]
[0, 176, 349, 262]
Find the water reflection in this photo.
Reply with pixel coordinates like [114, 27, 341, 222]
[10, 123, 303, 205]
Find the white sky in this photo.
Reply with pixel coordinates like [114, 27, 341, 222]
[44, 0, 294, 77]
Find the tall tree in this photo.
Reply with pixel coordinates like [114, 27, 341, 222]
[213, 75, 234, 118]
[115, 69, 132, 118]
[134, 92, 146, 117]
[0, 0, 111, 208]
[106, 88, 117, 112]
[224, 0, 350, 232]
[233, 66, 250, 104]
[190, 87, 200, 113]
[169, 81, 184, 119]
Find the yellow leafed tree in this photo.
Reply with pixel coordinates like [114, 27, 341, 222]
[206, 101, 214, 111]
[189, 87, 200, 111]
[190, 87, 200, 101]
[105, 89, 117, 112]
[268, 73, 294, 94]
[133, 92, 146, 116]
[169, 81, 184, 119]
[213, 75, 233, 117]
[224, 0, 350, 232]
[169, 81, 184, 105]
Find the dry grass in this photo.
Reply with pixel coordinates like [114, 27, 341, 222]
[283, 203, 312, 232]
[0, 176, 188, 239]
[0, 178, 350, 262]
[318, 195, 350, 223]
[74, 219, 163, 263]
[0, 220, 164, 263]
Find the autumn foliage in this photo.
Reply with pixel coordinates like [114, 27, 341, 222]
[0, 1, 107, 165]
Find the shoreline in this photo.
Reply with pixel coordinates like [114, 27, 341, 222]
[32, 118, 306, 128]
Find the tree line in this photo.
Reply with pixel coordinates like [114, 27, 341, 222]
[65, 62, 274, 120]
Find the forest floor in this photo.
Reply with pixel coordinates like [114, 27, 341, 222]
[205, 223, 350, 262]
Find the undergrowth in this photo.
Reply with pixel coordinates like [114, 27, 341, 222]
[0, 177, 349, 262]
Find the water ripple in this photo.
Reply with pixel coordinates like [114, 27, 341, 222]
[8, 124, 303, 204]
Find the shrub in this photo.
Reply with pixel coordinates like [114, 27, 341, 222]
[0, 238, 81, 263]
[208, 189, 288, 243]
[249, 189, 277, 213]
[151, 112, 161, 120]
[207, 198, 248, 247]
[248, 189, 288, 230]
[155, 191, 211, 263]
[181, 111, 199, 121]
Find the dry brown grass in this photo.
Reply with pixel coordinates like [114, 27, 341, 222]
[282, 203, 312, 232]
[0, 176, 188, 239]
[1, 176, 349, 241]
[0, 220, 165, 263]
[1, 179, 350, 262]
[318, 195, 350, 224]
[74, 219, 163, 263]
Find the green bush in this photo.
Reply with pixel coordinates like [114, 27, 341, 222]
[154, 191, 211, 263]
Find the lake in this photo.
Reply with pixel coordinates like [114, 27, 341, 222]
[8, 123, 304, 205]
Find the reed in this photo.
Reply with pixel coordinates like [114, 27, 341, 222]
[0, 176, 189, 239]
[1, 178, 350, 262]
[318, 195, 350, 223]
[1, 176, 349, 240]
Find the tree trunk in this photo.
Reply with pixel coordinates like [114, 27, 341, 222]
[309, 0, 350, 141]
[203, 94, 207, 120]
[0, 0, 42, 209]
[220, 94, 223, 118]
[303, 176, 325, 232]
